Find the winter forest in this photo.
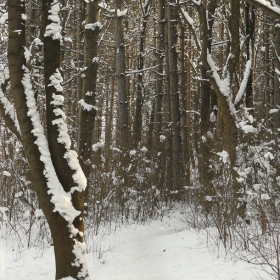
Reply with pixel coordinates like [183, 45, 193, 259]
[2, 0, 280, 279]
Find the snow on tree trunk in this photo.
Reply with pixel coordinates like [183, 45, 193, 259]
[8, 0, 90, 279]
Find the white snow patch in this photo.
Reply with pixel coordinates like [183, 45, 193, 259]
[269, 108, 279, 114]
[235, 60, 252, 105]
[210, 112, 216, 122]
[92, 57, 99, 63]
[52, 115, 71, 149]
[21, 14, 27, 21]
[44, 0, 62, 40]
[24, 47, 32, 63]
[72, 240, 89, 279]
[86, 91, 93, 97]
[242, 125, 255, 134]
[182, 10, 194, 25]
[206, 53, 236, 116]
[0, 207, 8, 221]
[140, 146, 148, 153]
[0, 211, 271, 280]
[0, 13, 7, 24]
[64, 36, 72, 42]
[78, 99, 98, 111]
[264, 152, 274, 160]
[253, 184, 264, 191]
[129, 149, 137, 156]
[216, 150, 229, 163]
[253, 0, 280, 16]
[49, 69, 63, 92]
[64, 150, 87, 193]
[92, 142, 103, 152]
[85, 22, 103, 31]
[261, 193, 270, 200]
[33, 209, 44, 219]
[0, 74, 20, 135]
[159, 135, 166, 142]
[22, 65, 80, 223]
[117, 9, 128, 17]
[192, 0, 201, 4]
[3, 171, 11, 177]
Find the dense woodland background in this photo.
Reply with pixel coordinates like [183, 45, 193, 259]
[2, 0, 280, 279]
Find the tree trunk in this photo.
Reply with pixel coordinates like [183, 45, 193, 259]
[274, 0, 280, 131]
[154, 0, 165, 151]
[264, 21, 270, 118]
[132, 0, 152, 148]
[199, 0, 216, 208]
[8, 0, 89, 278]
[245, 3, 255, 108]
[198, 0, 240, 219]
[78, 0, 102, 200]
[166, 0, 182, 190]
[115, 0, 129, 150]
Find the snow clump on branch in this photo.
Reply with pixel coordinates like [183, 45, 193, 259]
[44, 0, 62, 40]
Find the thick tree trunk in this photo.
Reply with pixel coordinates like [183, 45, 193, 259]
[198, 0, 240, 219]
[115, 0, 129, 150]
[78, 0, 102, 200]
[132, 0, 151, 148]
[245, 4, 255, 108]
[179, 19, 191, 186]
[264, 24, 270, 118]
[199, 0, 216, 208]
[167, 0, 182, 190]
[43, 0, 75, 193]
[105, 54, 116, 172]
[154, 0, 165, 150]
[8, 0, 89, 279]
[274, 0, 280, 131]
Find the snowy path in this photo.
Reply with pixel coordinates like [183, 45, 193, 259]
[0, 215, 270, 280]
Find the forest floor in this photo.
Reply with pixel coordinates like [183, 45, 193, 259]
[0, 209, 271, 280]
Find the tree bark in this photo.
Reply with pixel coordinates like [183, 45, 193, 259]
[274, 0, 280, 131]
[132, 0, 152, 148]
[43, 0, 75, 193]
[78, 0, 102, 200]
[199, 0, 216, 208]
[115, 0, 129, 150]
[245, 3, 255, 108]
[154, 0, 165, 150]
[198, 0, 241, 218]
[167, 0, 182, 190]
[8, 0, 89, 279]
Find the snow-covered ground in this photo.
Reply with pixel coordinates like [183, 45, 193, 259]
[0, 212, 271, 280]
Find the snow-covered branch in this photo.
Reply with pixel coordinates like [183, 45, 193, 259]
[207, 53, 237, 117]
[98, 2, 128, 17]
[243, 0, 280, 20]
[180, 7, 201, 51]
[125, 64, 159, 75]
[0, 75, 21, 140]
[191, 0, 201, 5]
[234, 60, 252, 105]
[22, 66, 80, 223]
